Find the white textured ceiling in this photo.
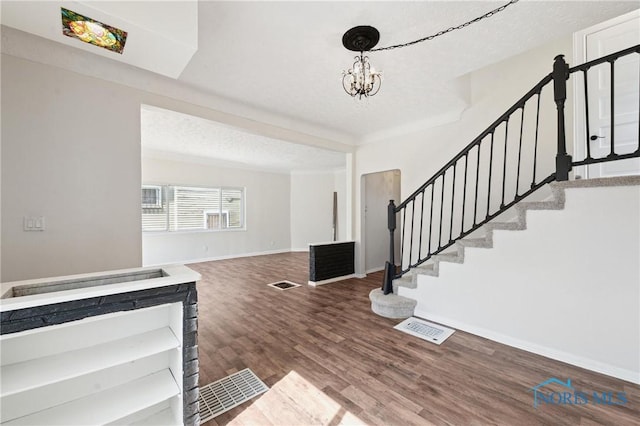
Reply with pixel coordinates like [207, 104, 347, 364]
[141, 105, 346, 173]
[180, 1, 639, 142]
[2, 1, 639, 170]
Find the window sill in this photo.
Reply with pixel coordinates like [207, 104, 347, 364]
[143, 228, 247, 235]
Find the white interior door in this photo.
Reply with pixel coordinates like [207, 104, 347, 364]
[574, 10, 640, 178]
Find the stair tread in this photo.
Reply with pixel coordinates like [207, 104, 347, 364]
[486, 221, 524, 230]
[458, 238, 490, 247]
[369, 289, 416, 306]
[395, 275, 413, 281]
[517, 200, 564, 210]
[416, 264, 437, 274]
[393, 280, 416, 290]
[434, 253, 463, 263]
[435, 253, 458, 258]
[416, 263, 435, 270]
[393, 276, 414, 288]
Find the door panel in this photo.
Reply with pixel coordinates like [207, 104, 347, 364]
[574, 11, 640, 178]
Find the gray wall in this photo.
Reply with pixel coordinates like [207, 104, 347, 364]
[2, 55, 142, 281]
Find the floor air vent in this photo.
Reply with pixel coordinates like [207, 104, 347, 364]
[198, 368, 269, 423]
[394, 317, 455, 345]
[267, 280, 301, 290]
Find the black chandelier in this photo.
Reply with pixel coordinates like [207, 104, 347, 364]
[341, 0, 520, 99]
[341, 26, 382, 99]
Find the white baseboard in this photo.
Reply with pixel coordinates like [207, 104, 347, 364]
[354, 274, 367, 279]
[143, 248, 292, 267]
[414, 308, 640, 385]
[290, 247, 310, 252]
[308, 274, 356, 287]
[365, 266, 385, 274]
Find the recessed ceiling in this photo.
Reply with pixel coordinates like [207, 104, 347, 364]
[1, 0, 198, 78]
[141, 105, 346, 173]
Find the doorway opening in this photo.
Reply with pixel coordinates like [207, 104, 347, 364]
[362, 170, 401, 274]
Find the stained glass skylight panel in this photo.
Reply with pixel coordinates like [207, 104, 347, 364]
[61, 8, 127, 54]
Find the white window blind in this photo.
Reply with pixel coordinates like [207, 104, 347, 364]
[142, 185, 244, 232]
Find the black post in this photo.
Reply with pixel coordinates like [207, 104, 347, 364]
[381, 200, 396, 295]
[553, 54, 572, 181]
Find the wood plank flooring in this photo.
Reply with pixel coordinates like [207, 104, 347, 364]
[191, 252, 639, 425]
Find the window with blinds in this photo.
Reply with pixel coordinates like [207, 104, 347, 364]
[141, 185, 244, 232]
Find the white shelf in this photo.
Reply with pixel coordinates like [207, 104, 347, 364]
[1, 284, 188, 424]
[1, 304, 175, 365]
[1, 327, 179, 397]
[128, 407, 180, 425]
[1, 352, 171, 423]
[4, 369, 180, 426]
[104, 398, 179, 425]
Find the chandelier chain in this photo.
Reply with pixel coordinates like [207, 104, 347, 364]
[370, 0, 519, 52]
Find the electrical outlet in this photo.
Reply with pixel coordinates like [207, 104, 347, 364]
[24, 216, 45, 231]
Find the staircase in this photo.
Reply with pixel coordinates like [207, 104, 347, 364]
[370, 176, 640, 318]
[371, 184, 564, 318]
[369, 45, 640, 319]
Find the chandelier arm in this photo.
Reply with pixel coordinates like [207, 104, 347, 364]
[342, 78, 354, 97]
[370, 0, 519, 52]
[342, 71, 356, 96]
[368, 75, 382, 97]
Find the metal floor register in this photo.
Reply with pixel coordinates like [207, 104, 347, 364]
[394, 317, 455, 345]
[198, 368, 269, 423]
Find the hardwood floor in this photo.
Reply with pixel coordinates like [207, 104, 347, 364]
[191, 252, 639, 425]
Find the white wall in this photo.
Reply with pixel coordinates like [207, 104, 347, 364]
[353, 35, 573, 275]
[0, 63, 3, 281]
[1, 49, 353, 281]
[142, 157, 291, 265]
[290, 169, 346, 251]
[1, 55, 142, 282]
[399, 183, 640, 384]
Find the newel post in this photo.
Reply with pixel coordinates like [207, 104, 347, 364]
[381, 200, 396, 295]
[552, 54, 572, 181]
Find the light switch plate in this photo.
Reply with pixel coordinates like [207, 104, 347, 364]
[24, 216, 45, 231]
